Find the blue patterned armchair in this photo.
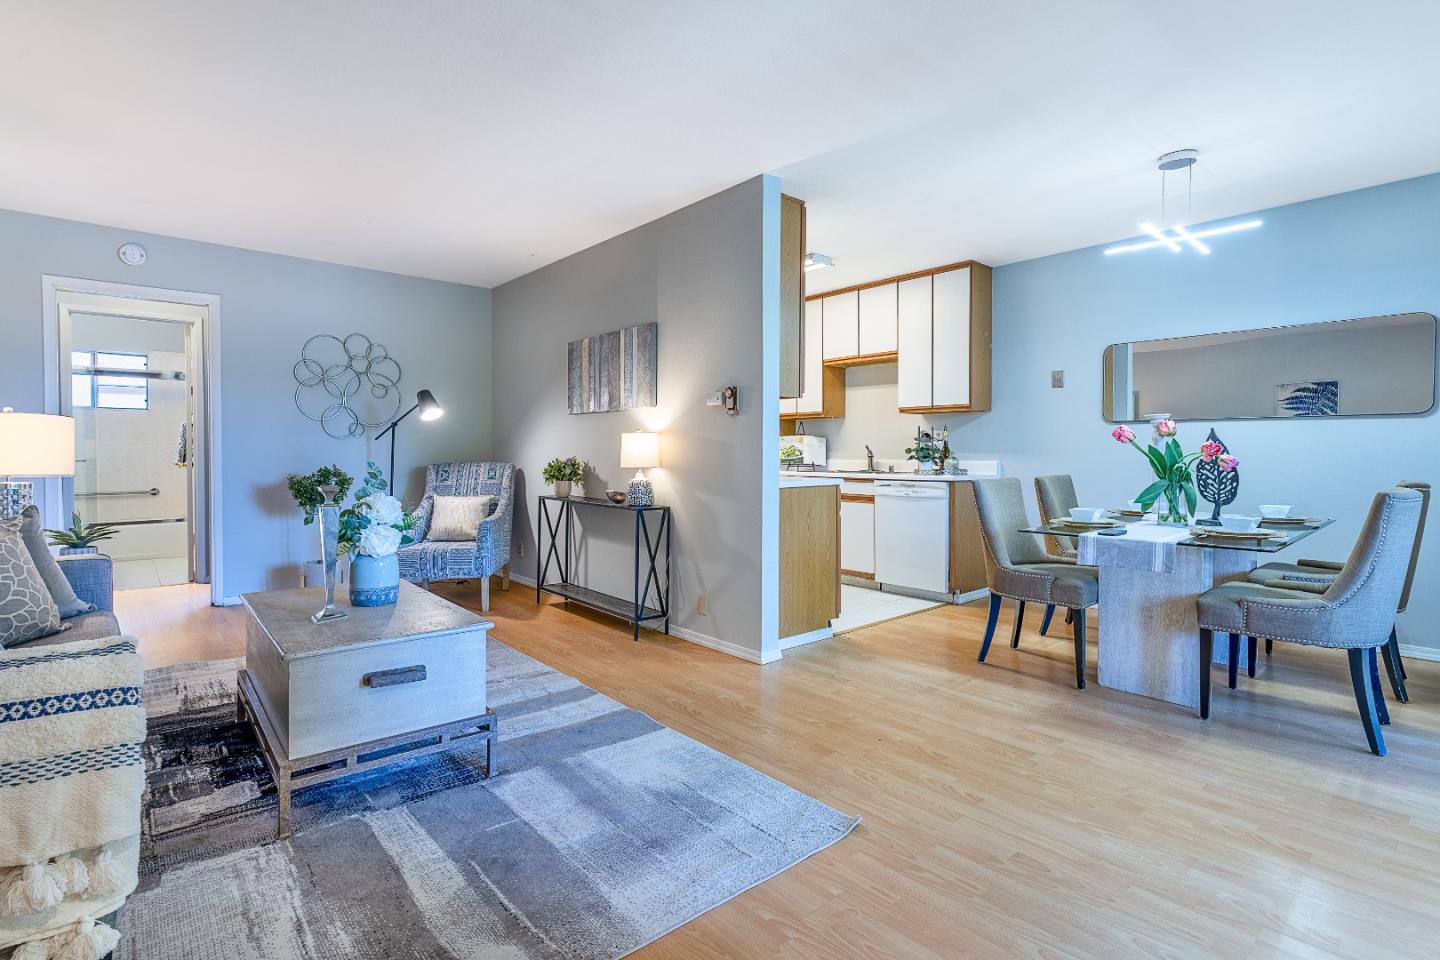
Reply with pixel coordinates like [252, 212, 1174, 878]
[397, 461, 515, 611]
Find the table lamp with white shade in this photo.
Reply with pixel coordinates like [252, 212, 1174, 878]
[0, 408, 76, 519]
[620, 431, 659, 507]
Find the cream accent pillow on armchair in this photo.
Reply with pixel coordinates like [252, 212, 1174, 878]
[428, 495, 494, 542]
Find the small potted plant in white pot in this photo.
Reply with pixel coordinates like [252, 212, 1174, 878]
[543, 456, 586, 498]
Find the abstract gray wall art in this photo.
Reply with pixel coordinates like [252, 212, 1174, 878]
[567, 322, 657, 414]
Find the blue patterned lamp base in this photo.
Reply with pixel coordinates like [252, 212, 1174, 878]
[626, 474, 654, 507]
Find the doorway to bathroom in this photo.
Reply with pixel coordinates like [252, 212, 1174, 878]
[42, 277, 223, 602]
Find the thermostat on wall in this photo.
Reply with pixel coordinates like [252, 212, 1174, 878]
[117, 242, 147, 266]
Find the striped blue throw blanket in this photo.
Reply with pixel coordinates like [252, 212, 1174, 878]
[0, 636, 145, 959]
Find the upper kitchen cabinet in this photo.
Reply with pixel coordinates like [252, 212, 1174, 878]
[858, 283, 899, 356]
[790, 299, 844, 418]
[897, 261, 992, 413]
[779, 194, 805, 400]
[821, 290, 859, 360]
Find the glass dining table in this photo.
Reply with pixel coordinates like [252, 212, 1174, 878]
[1017, 515, 1335, 708]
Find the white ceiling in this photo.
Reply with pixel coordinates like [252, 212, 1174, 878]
[4, 2, 1439, 290]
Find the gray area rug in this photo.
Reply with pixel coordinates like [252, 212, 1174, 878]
[118, 639, 858, 959]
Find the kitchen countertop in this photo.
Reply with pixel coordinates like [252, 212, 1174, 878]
[779, 475, 844, 489]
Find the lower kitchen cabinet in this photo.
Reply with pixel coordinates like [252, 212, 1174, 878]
[840, 494, 875, 578]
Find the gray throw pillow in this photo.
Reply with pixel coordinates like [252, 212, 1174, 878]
[0, 525, 63, 648]
[14, 506, 94, 618]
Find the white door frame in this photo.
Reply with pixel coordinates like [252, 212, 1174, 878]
[41, 276, 225, 606]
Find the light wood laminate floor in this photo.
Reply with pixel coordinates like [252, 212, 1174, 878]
[119, 582, 1440, 959]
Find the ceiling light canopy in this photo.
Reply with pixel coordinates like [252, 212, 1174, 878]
[1104, 149, 1263, 256]
[803, 252, 834, 272]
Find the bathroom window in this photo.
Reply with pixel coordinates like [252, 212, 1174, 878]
[72, 351, 150, 410]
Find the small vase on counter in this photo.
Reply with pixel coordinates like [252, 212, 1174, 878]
[552, 480, 572, 498]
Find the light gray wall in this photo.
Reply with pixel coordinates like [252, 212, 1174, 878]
[803, 172, 1440, 652]
[0, 207, 492, 599]
[491, 176, 780, 662]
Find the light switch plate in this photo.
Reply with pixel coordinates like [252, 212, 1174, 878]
[706, 391, 724, 406]
[1051, 370, 1065, 388]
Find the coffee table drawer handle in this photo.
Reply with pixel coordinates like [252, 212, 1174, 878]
[362, 665, 427, 688]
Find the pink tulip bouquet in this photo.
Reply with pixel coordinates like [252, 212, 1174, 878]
[1110, 419, 1238, 524]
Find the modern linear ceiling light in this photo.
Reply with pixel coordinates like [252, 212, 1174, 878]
[803, 252, 834, 272]
[1105, 149, 1262, 256]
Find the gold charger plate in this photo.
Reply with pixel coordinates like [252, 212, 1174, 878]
[1188, 527, 1278, 541]
[1108, 509, 1146, 518]
[1054, 518, 1119, 529]
[1259, 517, 1320, 526]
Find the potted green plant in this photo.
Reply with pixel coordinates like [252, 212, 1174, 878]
[45, 512, 121, 555]
[542, 456, 587, 498]
[905, 429, 943, 475]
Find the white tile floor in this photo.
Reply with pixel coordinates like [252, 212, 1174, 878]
[830, 584, 940, 634]
[113, 556, 190, 590]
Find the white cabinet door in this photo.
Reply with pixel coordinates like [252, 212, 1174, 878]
[795, 299, 824, 414]
[821, 291, 859, 360]
[858, 283, 898, 355]
[932, 267, 972, 406]
[840, 498, 875, 575]
[896, 276, 933, 409]
[780, 396, 797, 416]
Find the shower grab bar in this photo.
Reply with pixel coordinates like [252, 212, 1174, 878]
[72, 366, 186, 381]
[101, 518, 185, 527]
[77, 489, 160, 498]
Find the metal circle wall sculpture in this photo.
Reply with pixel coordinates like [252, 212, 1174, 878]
[293, 334, 403, 438]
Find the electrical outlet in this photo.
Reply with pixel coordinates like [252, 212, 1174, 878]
[696, 593, 709, 616]
[1051, 370, 1065, 388]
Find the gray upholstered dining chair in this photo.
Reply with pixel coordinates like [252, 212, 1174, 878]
[1246, 479, 1428, 703]
[1194, 487, 1424, 756]
[1034, 474, 1079, 636]
[973, 477, 1099, 689]
[397, 461, 515, 611]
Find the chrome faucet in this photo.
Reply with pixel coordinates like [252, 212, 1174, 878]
[865, 445, 875, 473]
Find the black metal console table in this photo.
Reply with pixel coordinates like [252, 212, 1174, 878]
[536, 495, 671, 641]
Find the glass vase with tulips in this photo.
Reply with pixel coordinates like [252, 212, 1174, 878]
[1110, 420, 1239, 525]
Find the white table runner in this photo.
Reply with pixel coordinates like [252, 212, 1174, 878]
[1077, 521, 1190, 573]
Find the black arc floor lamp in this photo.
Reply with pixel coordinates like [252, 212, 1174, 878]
[376, 389, 444, 486]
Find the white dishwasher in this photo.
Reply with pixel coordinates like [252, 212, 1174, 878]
[873, 480, 950, 594]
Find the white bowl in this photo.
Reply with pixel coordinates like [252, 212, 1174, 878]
[1219, 514, 1262, 532]
[1069, 507, 1106, 522]
[1258, 504, 1293, 519]
[1126, 501, 1145, 512]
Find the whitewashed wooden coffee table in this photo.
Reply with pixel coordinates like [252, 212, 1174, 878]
[237, 581, 496, 837]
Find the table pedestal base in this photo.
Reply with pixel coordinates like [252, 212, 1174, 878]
[1097, 550, 1256, 709]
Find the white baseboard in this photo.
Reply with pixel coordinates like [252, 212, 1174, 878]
[781, 627, 833, 650]
[667, 624, 775, 664]
[1398, 644, 1440, 662]
[510, 571, 772, 664]
[953, 588, 989, 604]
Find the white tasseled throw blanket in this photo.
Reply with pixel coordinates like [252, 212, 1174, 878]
[0, 635, 145, 958]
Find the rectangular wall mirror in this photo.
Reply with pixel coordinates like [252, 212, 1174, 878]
[1103, 312, 1436, 422]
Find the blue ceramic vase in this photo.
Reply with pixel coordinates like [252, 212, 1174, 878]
[350, 552, 400, 607]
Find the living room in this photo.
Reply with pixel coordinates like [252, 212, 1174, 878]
[4, 4, 1440, 959]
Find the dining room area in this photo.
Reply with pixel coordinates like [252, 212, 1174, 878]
[965, 310, 1436, 759]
